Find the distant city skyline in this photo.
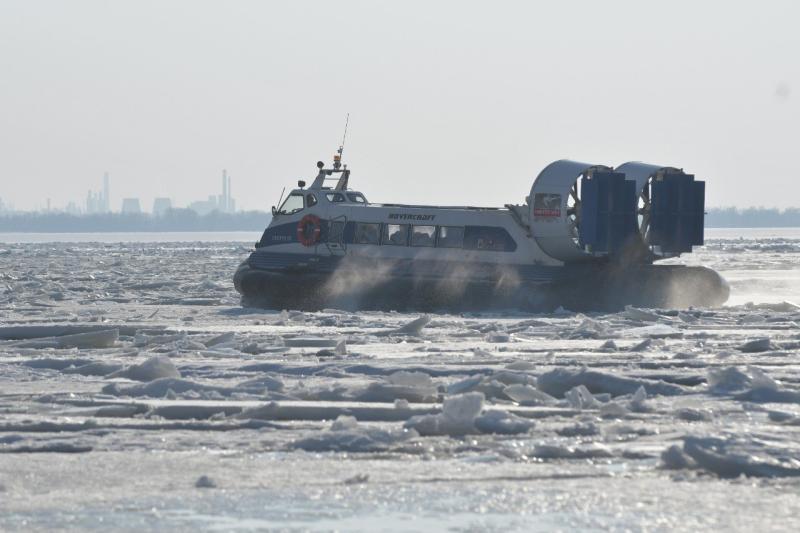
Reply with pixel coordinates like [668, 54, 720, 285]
[0, 169, 238, 215]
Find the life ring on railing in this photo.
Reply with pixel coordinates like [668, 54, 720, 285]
[297, 214, 322, 247]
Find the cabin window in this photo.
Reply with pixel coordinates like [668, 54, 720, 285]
[382, 224, 408, 246]
[306, 193, 318, 207]
[353, 222, 380, 244]
[347, 192, 367, 204]
[328, 221, 345, 244]
[437, 226, 464, 248]
[326, 192, 345, 202]
[278, 193, 304, 215]
[463, 226, 516, 252]
[411, 225, 435, 247]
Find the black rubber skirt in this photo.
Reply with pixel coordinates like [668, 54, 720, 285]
[234, 260, 729, 312]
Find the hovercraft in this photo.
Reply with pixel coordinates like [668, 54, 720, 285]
[234, 146, 728, 311]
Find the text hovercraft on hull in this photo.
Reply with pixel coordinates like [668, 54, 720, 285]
[234, 147, 729, 312]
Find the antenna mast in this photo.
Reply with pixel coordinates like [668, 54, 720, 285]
[334, 113, 349, 170]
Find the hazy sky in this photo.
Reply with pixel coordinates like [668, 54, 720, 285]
[1, 0, 798, 212]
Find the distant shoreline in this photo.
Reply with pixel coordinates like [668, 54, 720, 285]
[3, 226, 800, 235]
[0, 209, 271, 233]
[2, 207, 800, 232]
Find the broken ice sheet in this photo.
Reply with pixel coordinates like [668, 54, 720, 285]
[4, 238, 800, 529]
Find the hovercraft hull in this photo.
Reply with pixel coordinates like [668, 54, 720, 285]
[233, 258, 729, 312]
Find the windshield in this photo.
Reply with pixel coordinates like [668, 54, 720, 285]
[278, 193, 304, 215]
[347, 192, 367, 203]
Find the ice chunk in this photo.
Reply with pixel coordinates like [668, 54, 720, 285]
[447, 375, 484, 395]
[14, 329, 119, 349]
[567, 317, 612, 339]
[660, 444, 695, 469]
[109, 356, 180, 382]
[283, 337, 339, 348]
[489, 370, 532, 387]
[629, 338, 653, 352]
[330, 415, 359, 431]
[622, 324, 682, 339]
[474, 410, 535, 435]
[599, 401, 630, 418]
[537, 367, 686, 398]
[335, 339, 347, 355]
[624, 306, 660, 322]
[63, 361, 124, 376]
[471, 348, 495, 358]
[23, 358, 94, 371]
[387, 371, 433, 388]
[749, 301, 800, 312]
[676, 407, 713, 422]
[736, 387, 800, 403]
[236, 374, 285, 392]
[354, 371, 437, 403]
[503, 384, 557, 406]
[505, 360, 537, 371]
[485, 332, 511, 343]
[205, 332, 235, 347]
[94, 405, 145, 418]
[631, 385, 647, 405]
[707, 366, 752, 394]
[103, 378, 242, 398]
[134, 332, 187, 347]
[748, 366, 779, 391]
[682, 436, 800, 478]
[531, 443, 613, 459]
[709, 366, 800, 403]
[57, 330, 116, 349]
[356, 381, 438, 403]
[565, 385, 600, 410]
[404, 392, 485, 437]
[376, 315, 431, 337]
[443, 391, 484, 421]
[599, 340, 618, 352]
[291, 426, 418, 452]
[737, 338, 772, 353]
[3, 443, 93, 454]
[556, 422, 599, 437]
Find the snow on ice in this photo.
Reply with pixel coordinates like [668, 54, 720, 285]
[2, 238, 800, 530]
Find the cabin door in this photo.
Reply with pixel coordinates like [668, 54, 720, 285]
[324, 215, 347, 256]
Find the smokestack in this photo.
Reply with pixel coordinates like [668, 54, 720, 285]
[222, 169, 228, 211]
[103, 172, 110, 212]
[227, 175, 232, 212]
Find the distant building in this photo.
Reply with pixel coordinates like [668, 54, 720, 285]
[188, 196, 219, 216]
[86, 172, 112, 214]
[121, 198, 142, 214]
[0, 197, 6, 214]
[188, 169, 237, 215]
[219, 169, 236, 213]
[152, 197, 172, 216]
[65, 201, 81, 215]
[103, 172, 110, 212]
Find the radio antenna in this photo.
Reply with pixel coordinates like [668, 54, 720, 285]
[333, 114, 349, 170]
[340, 114, 349, 153]
[275, 186, 286, 212]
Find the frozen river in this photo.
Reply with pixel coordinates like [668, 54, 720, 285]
[2, 230, 800, 531]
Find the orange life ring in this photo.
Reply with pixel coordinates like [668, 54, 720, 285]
[297, 214, 322, 247]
